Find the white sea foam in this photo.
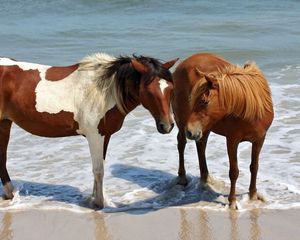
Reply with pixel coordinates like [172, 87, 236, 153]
[1, 66, 299, 212]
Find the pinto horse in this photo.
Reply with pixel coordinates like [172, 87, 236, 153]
[0, 53, 178, 208]
[172, 53, 273, 209]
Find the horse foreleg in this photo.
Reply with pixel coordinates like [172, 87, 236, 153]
[177, 129, 188, 185]
[249, 137, 265, 201]
[87, 133, 105, 209]
[226, 138, 239, 209]
[196, 131, 210, 183]
[0, 119, 13, 199]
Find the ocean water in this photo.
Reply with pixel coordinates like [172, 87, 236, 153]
[0, 0, 299, 212]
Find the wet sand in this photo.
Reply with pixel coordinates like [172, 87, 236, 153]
[0, 207, 299, 240]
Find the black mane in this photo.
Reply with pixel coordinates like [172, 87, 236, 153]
[132, 55, 173, 83]
[103, 55, 172, 83]
[103, 55, 173, 105]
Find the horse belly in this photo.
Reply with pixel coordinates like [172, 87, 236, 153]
[212, 116, 271, 142]
[9, 109, 79, 137]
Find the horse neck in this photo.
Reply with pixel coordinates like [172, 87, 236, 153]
[124, 98, 140, 114]
[97, 97, 139, 136]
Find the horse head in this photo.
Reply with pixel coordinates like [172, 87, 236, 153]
[186, 69, 225, 141]
[130, 56, 178, 134]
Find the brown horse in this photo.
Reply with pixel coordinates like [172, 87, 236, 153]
[172, 53, 273, 209]
[0, 53, 178, 208]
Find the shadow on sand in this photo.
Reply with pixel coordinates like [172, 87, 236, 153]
[1, 164, 233, 213]
[0, 180, 89, 208]
[106, 163, 228, 214]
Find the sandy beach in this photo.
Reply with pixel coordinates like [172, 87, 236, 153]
[0, 207, 299, 240]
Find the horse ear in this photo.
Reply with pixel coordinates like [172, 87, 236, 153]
[162, 58, 179, 69]
[206, 74, 219, 89]
[195, 68, 206, 78]
[131, 59, 147, 74]
[195, 68, 219, 89]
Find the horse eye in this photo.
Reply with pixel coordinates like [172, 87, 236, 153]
[200, 99, 208, 106]
[194, 99, 208, 111]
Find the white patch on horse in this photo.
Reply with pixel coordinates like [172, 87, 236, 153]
[0, 58, 15, 65]
[35, 70, 79, 114]
[32, 55, 117, 135]
[0, 58, 50, 72]
[159, 79, 168, 95]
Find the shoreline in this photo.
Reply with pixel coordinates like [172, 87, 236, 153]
[1, 207, 299, 240]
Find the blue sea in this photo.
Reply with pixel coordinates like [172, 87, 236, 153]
[0, 0, 299, 212]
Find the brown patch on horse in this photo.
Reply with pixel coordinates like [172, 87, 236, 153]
[97, 106, 126, 160]
[98, 98, 139, 136]
[98, 106, 126, 136]
[98, 99, 140, 159]
[0, 65, 79, 136]
[45, 64, 79, 81]
[0, 65, 41, 106]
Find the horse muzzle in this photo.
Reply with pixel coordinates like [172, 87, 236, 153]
[185, 128, 202, 141]
[156, 120, 174, 134]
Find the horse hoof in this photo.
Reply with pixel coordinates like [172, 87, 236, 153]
[249, 192, 258, 200]
[93, 203, 104, 210]
[177, 176, 188, 186]
[249, 192, 266, 202]
[93, 198, 104, 209]
[229, 201, 238, 210]
[89, 201, 104, 210]
[87, 196, 104, 209]
[3, 182, 14, 200]
[2, 193, 14, 200]
[200, 176, 209, 185]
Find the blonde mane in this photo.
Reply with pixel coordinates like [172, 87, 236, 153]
[78, 53, 127, 115]
[192, 62, 273, 122]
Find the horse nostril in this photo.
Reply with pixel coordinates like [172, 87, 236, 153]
[186, 129, 202, 140]
[186, 130, 193, 139]
[157, 121, 173, 134]
[159, 123, 165, 131]
[156, 122, 166, 134]
[157, 122, 167, 133]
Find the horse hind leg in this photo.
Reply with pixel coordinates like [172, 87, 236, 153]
[0, 119, 14, 199]
[226, 138, 239, 209]
[249, 137, 266, 201]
